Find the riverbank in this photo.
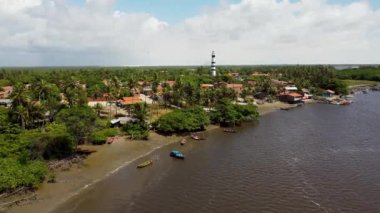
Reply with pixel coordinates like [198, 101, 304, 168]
[5, 101, 289, 213]
[5, 125, 220, 213]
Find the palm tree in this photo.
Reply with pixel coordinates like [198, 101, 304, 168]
[32, 79, 50, 101]
[131, 103, 148, 121]
[93, 103, 103, 117]
[11, 83, 29, 107]
[14, 105, 29, 129]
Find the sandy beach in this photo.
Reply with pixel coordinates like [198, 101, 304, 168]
[6, 102, 290, 213]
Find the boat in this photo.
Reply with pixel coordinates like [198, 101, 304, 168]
[170, 150, 185, 159]
[191, 134, 201, 140]
[180, 138, 187, 145]
[107, 137, 114, 144]
[280, 107, 290, 111]
[137, 160, 153, 168]
[340, 100, 352, 105]
[223, 129, 237, 133]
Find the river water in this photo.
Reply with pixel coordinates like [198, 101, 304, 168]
[55, 92, 380, 213]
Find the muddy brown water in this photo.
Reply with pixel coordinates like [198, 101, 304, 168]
[54, 92, 380, 213]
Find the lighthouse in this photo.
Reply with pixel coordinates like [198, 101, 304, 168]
[210, 51, 217, 77]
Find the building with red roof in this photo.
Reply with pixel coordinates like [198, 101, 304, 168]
[0, 86, 13, 99]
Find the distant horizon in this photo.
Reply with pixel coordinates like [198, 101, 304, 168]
[1, 64, 379, 69]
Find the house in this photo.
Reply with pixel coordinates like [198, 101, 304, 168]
[271, 79, 287, 87]
[245, 80, 257, 86]
[142, 86, 153, 96]
[251, 72, 270, 77]
[110, 117, 138, 127]
[323, 90, 335, 97]
[163, 81, 176, 87]
[200, 84, 214, 91]
[285, 85, 298, 92]
[0, 99, 12, 107]
[279, 92, 303, 104]
[226, 84, 243, 96]
[0, 86, 13, 99]
[119, 95, 143, 106]
[228, 72, 240, 77]
[88, 97, 109, 107]
[301, 89, 313, 99]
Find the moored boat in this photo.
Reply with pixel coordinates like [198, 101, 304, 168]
[107, 137, 115, 144]
[223, 129, 237, 133]
[170, 150, 185, 159]
[191, 134, 201, 140]
[137, 160, 153, 168]
[180, 138, 187, 145]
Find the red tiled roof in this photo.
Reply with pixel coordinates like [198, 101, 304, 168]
[88, 97, 108, 102]
[121, 96, 142, 105]
[287, 92, 303, 98]
[226, 84, 243, 88]
[1, 86, 13, 91]
[165, 81, 176, 85]
[251, 72, 270, 77]
[201, 84, 214, 88]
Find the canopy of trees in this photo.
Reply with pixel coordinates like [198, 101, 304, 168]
[210, 98, 259, 127]
[155, 107, 210, 134]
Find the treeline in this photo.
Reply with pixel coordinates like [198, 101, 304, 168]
[335, 66, 380, 81]
[276, 65, 349, 95]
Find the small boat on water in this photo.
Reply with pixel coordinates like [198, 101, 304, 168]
[107, 137, 115, 144]
[340, 100, 352, 106]
[137, 160, 153, 168]
[170, 150, 185, 159]
[223, 129, 237, 133]
[191, 134, 201, 140]
[180, 138, 187, 146]
[280, 107, 291, 111]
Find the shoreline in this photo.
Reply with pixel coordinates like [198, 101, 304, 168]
[6, 102, 293, 213]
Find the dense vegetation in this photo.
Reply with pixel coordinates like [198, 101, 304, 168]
[277, 65, 349, 95]
[335, 66, 380, 82]
[154, 107, 210, 134]
[210, 99, 259, 126]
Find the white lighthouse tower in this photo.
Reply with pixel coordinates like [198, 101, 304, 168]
[210, 51, 217, 77]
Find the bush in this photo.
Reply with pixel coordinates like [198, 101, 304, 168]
[155, 107, 209, 134]
[122, 122, 149, 140]
[28, 124, 75, 160]
[210, 99, 259, 126]
[90, 128, 119, 145]
[0, 158, 48, 192]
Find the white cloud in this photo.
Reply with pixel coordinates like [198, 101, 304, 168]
[0, 0, 379, 66]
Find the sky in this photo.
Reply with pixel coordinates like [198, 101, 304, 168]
[0, 0, 379, 66]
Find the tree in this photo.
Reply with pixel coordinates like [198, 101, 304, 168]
[131, 103, 148, 121]
[56, 107, 97, 145]
[210, 98, 259, 127]
[155, 107, 209, 134]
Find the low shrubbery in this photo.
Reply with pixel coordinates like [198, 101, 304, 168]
[122, 122, 149, 140]
[154, 107, 209, 134]
[90, 128, 119, 145]
[0, 158, 48, 193]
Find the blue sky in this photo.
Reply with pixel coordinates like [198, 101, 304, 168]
[69, 0, 380, 24]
